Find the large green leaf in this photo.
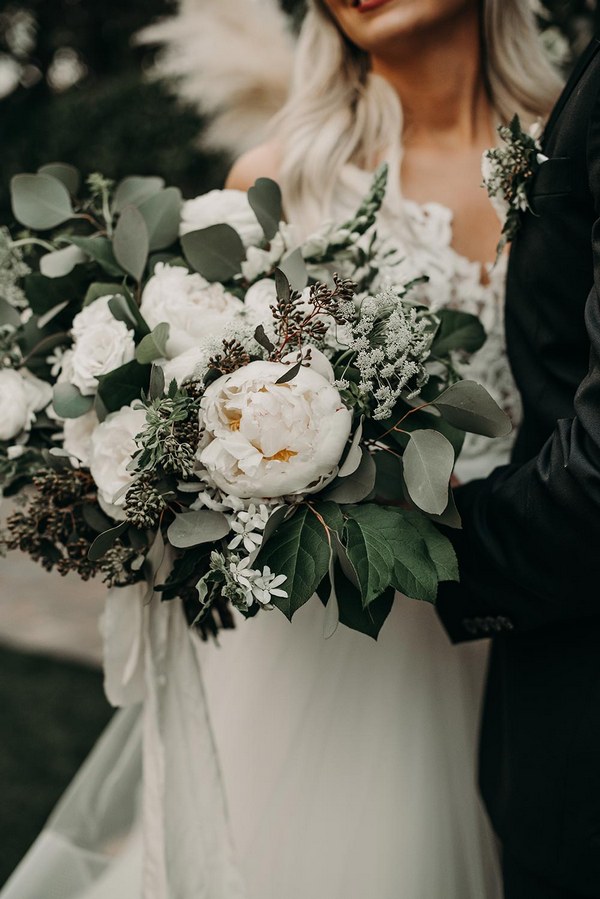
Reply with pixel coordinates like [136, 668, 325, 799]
[38, 163, 81, 196]
[10, 173, 74, 230]
[108, 293, 150, 336]
[96, 360, 151, 412]
[24, 266, 89, 317]
[255, 505, 331, 619]
[138, 187, 183, 251]
[113, 176, 165, 213]
[113, 205, 149, 282]
[247, 178, 282, 241]
[433, 380, 512, 438]
[84, 282, 123, 307]
[373, 450, 406, 503]
[343, 504, 398, 607]
[68, 236, 124, 277]
[88, 521, 129, 562]
[278, 247, 308, 290]
[136, 323, 170, 363]
[328, 565, 394, 640]
[387, 515, 438, 603]
[181, 224, 245, 282]
[402, 511, 459, 582]
[167, 510, 230, 548]
[324, 448, 376, 504]
[430, 309, 486, 358]
[403, 429, 454, 515]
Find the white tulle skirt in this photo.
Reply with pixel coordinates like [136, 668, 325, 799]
[1, 587, 501, 899]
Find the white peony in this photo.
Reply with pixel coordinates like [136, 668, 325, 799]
[70, 296, 136, 396]
[63, 409, 99, 467]
[243, 278, 277, 320]
[180, 190, 263, 248]
[160, 345, 211, 387]
[198, 356, 352, 498]
[89, 405, 147, 514]
[0, 368, 52, 441]
[140, 263, 243, 357]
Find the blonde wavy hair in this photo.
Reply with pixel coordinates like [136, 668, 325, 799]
[275, 0, 563, 230]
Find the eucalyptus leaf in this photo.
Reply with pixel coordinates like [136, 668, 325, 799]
[138, 187, 183, 251]
[275, 360, 301, 384]
[113, 205, 149, 282]
[68, 236, 124, 277]
[274, 268, 290, 302]
[247, 178, 282, 241]
[11, 173, 74, 230]
[148, 363, 166, 400]
[88, 521, 128, 562]
[167, 510, 230, 548]
[108, 293, 150, 336]
[181, 224, 245, 282]
[136, 322, 170, 364]
[278, 247, 308, 290]
[254, 324, 275, 353]
[113, 176, 165, 213]
[0, 297, 22, 329]
[255, 505, 331, 619]
[38, 163, 81, 196]
[39, 245, 86, 279]
[84, 282, 122, 307]
[337, 418, 363, 478]
[52, 383, 94, 419]
[433, 380, 512, 438]
[426, 487, 462, 529]
[81, 503, 113, 534]
[403, 429, 454, 515]
[324, 448, 376, 504]
[430, 309, 486, 358]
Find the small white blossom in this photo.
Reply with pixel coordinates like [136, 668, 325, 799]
[227, 502, 272, 552]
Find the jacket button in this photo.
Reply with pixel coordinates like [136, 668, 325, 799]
[497, 616, 514, 631]
[463, 618, 478, 634]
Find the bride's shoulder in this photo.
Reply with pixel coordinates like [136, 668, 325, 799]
[225, 140, 283, 190]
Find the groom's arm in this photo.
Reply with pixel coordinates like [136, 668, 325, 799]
[437, 167, 600, 644]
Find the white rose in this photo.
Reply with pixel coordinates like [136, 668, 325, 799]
[70, 296, 136, 396]
[63, 409, 99, 467]
[89, 405, 147, 514]
[140, 263, 243, 357]
[180, 190, 263, 248]
[0, 368, 52, 441]
[244, 278, 277, 320]
[160, 345, 210, 387]
[198, 357, 352, 498]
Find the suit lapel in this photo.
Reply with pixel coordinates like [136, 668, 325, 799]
[543, 38, 600, 147]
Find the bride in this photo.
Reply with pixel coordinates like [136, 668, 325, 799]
[1, 2, 561, 898]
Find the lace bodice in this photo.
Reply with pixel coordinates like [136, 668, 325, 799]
[335, 166, 522, 483]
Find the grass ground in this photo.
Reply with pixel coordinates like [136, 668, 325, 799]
[0, 646, 113, 885]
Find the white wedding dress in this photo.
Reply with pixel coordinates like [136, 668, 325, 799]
[1, 171, 518, 899]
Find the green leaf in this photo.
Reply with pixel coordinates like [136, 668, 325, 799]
[278, 247, 308, 290]
[324, 448, 376, 504]
[38, 163, 81, 196]
[88, 521, 128, 562]
[52, 383, 94, 419]
[255, 505, 331, 619]
[113, 205, 149, 282]
[323, 553, 339, 639]
[403, 429, 454, 515]
[337, 418, 363, 478]
[11, 173, 74, 230]
[426, 487, 462, 529]
[84, 282, 122, 307]
[113, 176, 165, 213]
[108, 292, 150, 336]
[148, 363, 166, 400]
[333, 565, 394, 640]
[275, 360, 301, 384]
[373, 450, 406, 503]
[96, 360, 151, 412]
[386, 515, 438, 603]
[167, 510, 230, 548]
[253, 324, 275, 354]
[39, 245, 86, 279]
[68, 236, 124, 277]
[274, 268, 290, 302]
[433, 380, 512, 438]
[181, 224, 245, 281]
[343, 504, 397, 606]
[138, 187, 183, 251]
[255, 504, 291, 553]
[81, 504, 113, 534]
[247, 178, 282, 241]
[402, 511, 459, 582]
[0, 297, 22, 328]
[136, 323, 170, 363]
[430, 309, 486, 358]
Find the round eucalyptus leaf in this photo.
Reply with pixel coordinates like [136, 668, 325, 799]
[138, 187, 183, 251]
[247, 178, 282, 241]
[52, 382, 94, 419]
[403, 429, 454, 515]
[113, 176, 165, 213]
[11, 173, 74, 230]
[38, 163, 81, 196]
[181, 224, 245, 282]
[167, 510, 230, 548]
[278, 247, 308, 290]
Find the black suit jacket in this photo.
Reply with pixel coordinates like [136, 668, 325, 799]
[437, 40, 600, 897]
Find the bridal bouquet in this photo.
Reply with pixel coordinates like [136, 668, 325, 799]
[0, 163, 510, 638]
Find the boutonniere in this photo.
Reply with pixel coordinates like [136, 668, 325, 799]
[482, 115, 548, 259]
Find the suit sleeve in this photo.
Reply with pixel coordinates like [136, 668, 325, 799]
[437, 114, 600, 644]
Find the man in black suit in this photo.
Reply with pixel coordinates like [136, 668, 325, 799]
[437, 39, 600, 899]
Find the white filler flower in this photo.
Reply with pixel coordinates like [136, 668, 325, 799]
[198, 356, 352, 499]
[0, 368, 52, 441]
[180, 189, 263, 248]
[89, 405, 147, 514]
[70, 296, 136, 396]
[141, 263, 243, 357]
